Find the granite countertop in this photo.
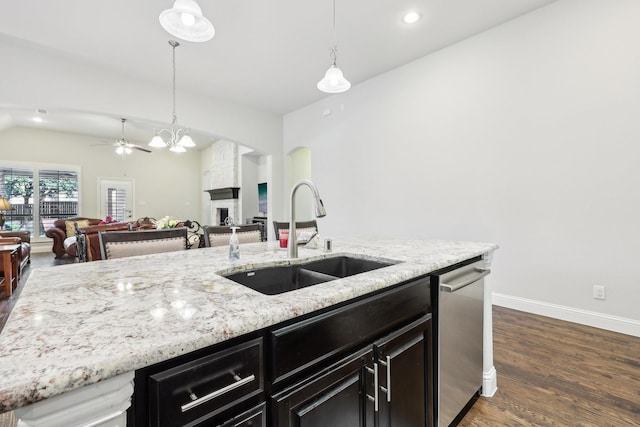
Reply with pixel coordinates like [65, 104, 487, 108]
[0, 237, 497, 413]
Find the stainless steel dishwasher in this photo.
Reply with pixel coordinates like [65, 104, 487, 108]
[435, 260, 490, 426]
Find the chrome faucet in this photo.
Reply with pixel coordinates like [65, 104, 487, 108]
[288, 180, 327, 258]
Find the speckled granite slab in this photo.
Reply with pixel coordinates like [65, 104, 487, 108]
[0, 237, 497, 413]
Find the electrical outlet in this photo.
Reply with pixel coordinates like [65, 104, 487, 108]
[593, 285, 606, 300]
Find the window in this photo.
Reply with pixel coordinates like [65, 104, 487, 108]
[105, 187, 127, 222]
[0, 167, 34, 233]
[1, 165, 79, 237]
[39, 170, 79, 235]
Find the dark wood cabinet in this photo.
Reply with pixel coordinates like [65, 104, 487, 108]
[146, 338, 264, 427]
[214, 403, 266, 427]
[272, 315, 432, 427]
[272, 347, 373, 427]
[269, 277, 430, 385]
[132, 276, 433, 427]
[375, 316, 432, 427]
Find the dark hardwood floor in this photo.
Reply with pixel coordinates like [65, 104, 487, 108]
[459, 306, 640, 426]
[1, 258, 639, 426]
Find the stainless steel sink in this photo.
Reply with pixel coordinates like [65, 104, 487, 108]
[223, 256, 397, 295]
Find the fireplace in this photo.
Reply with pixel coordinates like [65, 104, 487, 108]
[217, 208, 229, 226]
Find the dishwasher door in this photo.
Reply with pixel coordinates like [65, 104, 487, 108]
[437, 261, 489, 426]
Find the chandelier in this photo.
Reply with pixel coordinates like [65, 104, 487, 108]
[317, 0, 351, 93]
[149, 40, 196, 153]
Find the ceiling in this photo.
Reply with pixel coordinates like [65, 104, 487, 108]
[0, 0, 558, 142]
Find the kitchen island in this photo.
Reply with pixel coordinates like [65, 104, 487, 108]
[0, 237, 497, 425]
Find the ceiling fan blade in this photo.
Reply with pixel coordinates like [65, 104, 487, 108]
[128, 144, 152, 153]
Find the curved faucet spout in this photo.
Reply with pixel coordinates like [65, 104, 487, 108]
[288, 180, 326, 258]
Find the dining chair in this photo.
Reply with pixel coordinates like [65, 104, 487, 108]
[202, 224, 264, 247]
[272, 220, 318, 240]
[98, 228, 188, 260]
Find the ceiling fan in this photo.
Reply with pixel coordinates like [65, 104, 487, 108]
[113, 118, 152, 155]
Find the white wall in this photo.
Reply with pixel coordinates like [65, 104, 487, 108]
[241, 155, 260, 223]
[1, 126, 201, 226]
[283, 0, 640, 324]
[289, 147, 312, 221]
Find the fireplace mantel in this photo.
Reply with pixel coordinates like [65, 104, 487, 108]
[205, 187, 240, 201]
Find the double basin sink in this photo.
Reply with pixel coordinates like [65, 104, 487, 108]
[224, 255, 398, 295]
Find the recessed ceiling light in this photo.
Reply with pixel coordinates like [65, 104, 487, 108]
[403, 11, 421, 24]
[32, 117, 43, 123]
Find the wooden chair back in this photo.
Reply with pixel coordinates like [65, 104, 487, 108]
[272, 220, 318, 240]
[203, 224, 264, 247]
[98, 228, 188, 260]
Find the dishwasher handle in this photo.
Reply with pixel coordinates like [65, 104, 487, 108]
[440, 268, 490, 293]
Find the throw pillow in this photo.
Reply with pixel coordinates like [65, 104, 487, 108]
[65, 220, 90, 237]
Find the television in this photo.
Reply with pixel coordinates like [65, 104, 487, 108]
[258, 182, 267, 214]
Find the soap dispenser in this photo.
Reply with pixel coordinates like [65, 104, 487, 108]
[229, 226, 240, 262]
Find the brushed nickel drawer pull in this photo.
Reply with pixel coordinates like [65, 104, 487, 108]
[373, 362, 379, 412]
[365, 364, 379, 412]
[181, 374, 256, 413]
[386, 356, 391, 402]
[378, 358, 391, 402]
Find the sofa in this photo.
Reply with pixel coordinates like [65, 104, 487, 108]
[0, 231, 31, 276]
[45, 217, 102, 258]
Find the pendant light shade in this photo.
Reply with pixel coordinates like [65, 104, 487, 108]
[317, 63, 351, 93]
[149, 135, 168, 148]
[178, 134, 196, 148]
[159, 0, 215, 43]
[318, 0, 350, 94]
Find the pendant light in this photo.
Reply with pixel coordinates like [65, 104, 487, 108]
[159, 0, 215, 43]
[317, 0, 351, 93]
[149, 40, 196, 153]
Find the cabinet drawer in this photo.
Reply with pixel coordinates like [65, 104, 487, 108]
[270, 276, 429, 384]
[149, 337, 264, 427]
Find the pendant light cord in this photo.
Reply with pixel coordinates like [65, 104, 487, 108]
[332, 0, 336, 47]
[170, 40, 179, 123]
[331, 0, 337, 66]
[173, 44, 176, 120]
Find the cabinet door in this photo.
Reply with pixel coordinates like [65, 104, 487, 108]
[272, 348, 374, 427]
[375, 315, 432, 427]
[216, 403, 266, 427]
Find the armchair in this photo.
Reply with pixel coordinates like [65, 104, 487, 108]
[45, 217, 102, 258]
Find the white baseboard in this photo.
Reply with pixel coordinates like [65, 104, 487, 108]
[492, 293, 640, 338]
[481, 366, 497, 397]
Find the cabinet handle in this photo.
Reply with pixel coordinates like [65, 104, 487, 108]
[386, 356, 391, 402]
[378, 357, 391, 402]
[181, 374, 255, 413]
[365, 363, 379, 412]
[440, 268, 490, 292]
